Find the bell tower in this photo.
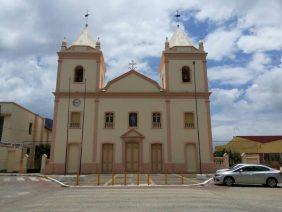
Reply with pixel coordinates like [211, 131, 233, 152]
[55, 24, 106, 94]
[49, 23, 106, 173]
[159, 26, 208, 93]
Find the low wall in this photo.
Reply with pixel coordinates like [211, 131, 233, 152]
[0, 146, 23, 172]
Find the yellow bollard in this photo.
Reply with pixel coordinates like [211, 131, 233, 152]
[181, 175, 184, 185]
[136, 174, 140, 185]
[76, 172, 79, 186]
[164, 174, 168, 185]
[124, 173, 127, 185]
[112, 173, 115, 185]
[97, 173, 100, 186]
[147, 174, 150, 185]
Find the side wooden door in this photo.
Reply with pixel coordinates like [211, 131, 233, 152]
[151, 144, 163, 173]
[102, 143, 114, 173]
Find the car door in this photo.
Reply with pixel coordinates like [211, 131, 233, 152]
[251, 166, 270, 184]
[235, 166, 254, 184]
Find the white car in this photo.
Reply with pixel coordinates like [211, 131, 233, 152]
[214, 164, 282, 187]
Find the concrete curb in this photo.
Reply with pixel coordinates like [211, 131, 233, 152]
[0, 173, 44, 177]
[43, 175, 70, 187]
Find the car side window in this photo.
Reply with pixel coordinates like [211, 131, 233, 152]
[242, 167, 253, 172]
[253, 166, 270, 172]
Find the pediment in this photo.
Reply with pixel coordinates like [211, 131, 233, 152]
[104, 70, 161, 92]
[121, 129, 144, 138]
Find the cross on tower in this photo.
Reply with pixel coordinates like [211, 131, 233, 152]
[85, 10, 90, 27]
[129, 60, 137, 71]
[175, 10, 181, 27]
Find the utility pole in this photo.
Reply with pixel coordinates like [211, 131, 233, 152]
[193, 61, 202, 174]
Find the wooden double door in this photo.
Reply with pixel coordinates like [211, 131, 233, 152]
[125, 142, 140, 173]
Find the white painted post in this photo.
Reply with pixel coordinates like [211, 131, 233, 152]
[40, 154, 47, 174]
[241, 153, 246, 163]
[223, 153, 229, 168]
[20, 154, 29, 173]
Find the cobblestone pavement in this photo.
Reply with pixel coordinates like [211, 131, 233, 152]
[0, 175, 282, 212]
[50, 173, 213, 186]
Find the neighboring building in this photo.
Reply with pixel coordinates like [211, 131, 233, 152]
[46, 23, 214, 174]
[216, 136, 282, 165]
[0, 102, 52, 171]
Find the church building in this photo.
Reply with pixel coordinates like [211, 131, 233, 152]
[45, 22, 214, 174]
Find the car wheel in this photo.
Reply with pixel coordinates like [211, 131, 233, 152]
[266, 178, 277, 188]
[224, 177, 234, 186]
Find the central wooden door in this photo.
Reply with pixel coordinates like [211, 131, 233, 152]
[102, 143, 113, 173]
[125, 142, 139, 173]
[151, 144, 163, 173]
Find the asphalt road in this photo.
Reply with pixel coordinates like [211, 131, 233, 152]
[0, 176, 282, 212]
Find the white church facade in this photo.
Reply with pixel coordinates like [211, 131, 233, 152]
[45, 23, 214, 174]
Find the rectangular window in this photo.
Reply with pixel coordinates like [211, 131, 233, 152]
[70, 112, 80, 128]
[28, 122, 33, 135]
[105, 112, 114, 129]
[0, 116, 4, 141]
[152, 112, 161, 129]
[128, 112, 138, 127]
[184, 112, 195, 129]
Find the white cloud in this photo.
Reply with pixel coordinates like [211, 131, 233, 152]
[208, 52, 272, 85]
[246, 65, 282, 111]
[205, 28, 241, 61]
[237, 27, 282, 53]
[208, 66, 252, 85]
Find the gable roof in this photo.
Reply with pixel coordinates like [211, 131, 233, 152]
[236, 136, 282, 144]
[121, 129, 144, 138]
[103, 70, 162, 91]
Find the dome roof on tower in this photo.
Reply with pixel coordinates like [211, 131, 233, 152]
[72, 26, 96, 48]
[169, 27, 194, 47]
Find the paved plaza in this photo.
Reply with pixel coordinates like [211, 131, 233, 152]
[0, 175, 282, 212]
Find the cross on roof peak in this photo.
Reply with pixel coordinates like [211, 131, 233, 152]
[84, 10, 90, 27]
[129, 60, 137, 71]
[175, 10, 181, 27]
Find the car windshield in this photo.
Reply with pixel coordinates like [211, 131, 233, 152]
[230, 164, 243, 170]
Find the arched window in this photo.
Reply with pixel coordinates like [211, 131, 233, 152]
[74, 66, 84, 82]
[182, 66, 191, 82]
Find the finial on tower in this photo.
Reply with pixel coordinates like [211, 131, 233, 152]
[84, 10, 90, 27]
[95, 37, 101, 50]
[61, 37, 67, 51]
[165, 36, 169, 50]
[198, 39, 204, 51]
[175, 10, 181, 28]
[128, 60, 137, 71]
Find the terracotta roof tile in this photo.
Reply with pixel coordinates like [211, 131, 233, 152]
[237, 136, 282, 143]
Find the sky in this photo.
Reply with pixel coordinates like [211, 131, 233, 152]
[0, 0, 281, 143]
